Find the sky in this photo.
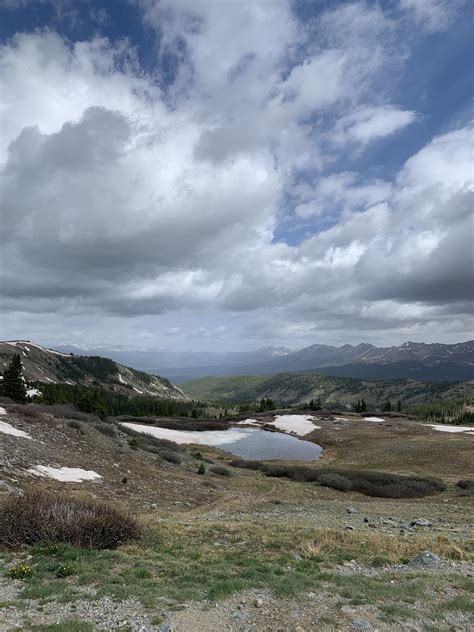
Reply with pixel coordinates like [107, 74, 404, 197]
[0, 0, 473, 352]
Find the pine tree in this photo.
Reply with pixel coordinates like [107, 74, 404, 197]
[2, 354, 27, 403]
[397, 400, 402, 412]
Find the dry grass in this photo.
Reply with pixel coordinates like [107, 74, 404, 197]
[300, 530, 470, 563]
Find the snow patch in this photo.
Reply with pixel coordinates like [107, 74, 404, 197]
[121, 423, 253, 446]
[27, 388, 41, 397]
[27, 466, 102, 482]
[269, 414, 320, 436]
[364, 416, 385, 423]
[133, 387, 143, 394]
[237, 418, 259, 426]
[0, 407, 6, 415]
[428, 424, 474, 435]
[118, 373, 126, 384]
[0, 420, 32, 439]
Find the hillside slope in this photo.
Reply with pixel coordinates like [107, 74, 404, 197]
[181, 372, 474, 406]
[0, 341, 187, 401]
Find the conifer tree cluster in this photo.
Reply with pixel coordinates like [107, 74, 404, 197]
[307, 397, 322, 411]
[354, 398, 367, 413]
[1, 354, 27, 403]
[258, 397, 275, 412]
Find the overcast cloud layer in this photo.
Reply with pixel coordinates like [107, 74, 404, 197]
[0, 0, 473, 350]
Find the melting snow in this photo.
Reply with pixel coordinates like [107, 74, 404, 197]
[28, 466, 102, 482]
[428, 424, 474, 435]
[0, 407, 6, 415]
[0, 420, 32, 439]
[121, 423, 254, 446]
[118, 373, 126, 384]
[27, 388, 41, 397]
[364, 416, 385, 423]
[133, 387, 143, 394]
[237, 418, 260, 425]
[269, 414, 320, 436]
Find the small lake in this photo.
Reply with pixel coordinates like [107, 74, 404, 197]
[122, 423, 323, 461]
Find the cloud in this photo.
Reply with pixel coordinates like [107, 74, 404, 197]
[399, 0, 463, 32]
[294, 172, 392, 218]
[0, 2, 472, 348]
[331, 106, 418, 147]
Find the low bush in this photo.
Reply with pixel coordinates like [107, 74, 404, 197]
[229, 460, 445, 498]
[33, 403, 99, 424]
[68, 419, 85, 434]
[120, 425, 181, 452]
[10, 404, 41, 418]
[317, 471, 353, 492]
[0, 490, 140, 549]
[94, 422, 117, 438]
[456, 479, 474, 495]
[457, 479, 474, 490]
[209, 465, 233, 477]
[229, 459, 266, 471]
[159, 450, 181, 464]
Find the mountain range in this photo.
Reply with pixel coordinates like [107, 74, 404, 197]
[54, 340, 474, 383]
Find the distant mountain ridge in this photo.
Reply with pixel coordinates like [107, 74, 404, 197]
[0, 340, 188, 400]
[53, 340, 473, 382]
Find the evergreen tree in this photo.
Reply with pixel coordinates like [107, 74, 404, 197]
[383, 400, 391, 412]
[397, 400, 402, 412]
[2, 354, 27, 403]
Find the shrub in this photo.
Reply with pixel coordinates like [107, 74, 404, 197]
[68, 419, 84, 433]
[228, 459, 444, 498]
[33, 403, 99, 424]
[10, 404, 41, 418]
[0, 490, 140, 550]
[94, 422, 117, 438]
[120, 426, 180, 452]
[457, 479, 474, 490]
[209, 465, 233, 477]
[159, 450, 181, 464]
[128, 436, 139, 449]
[229, 459, 266, 471]
[317, 472, 353, 492]
[456, 479, 474, 496]
[197, 463, 206, 475]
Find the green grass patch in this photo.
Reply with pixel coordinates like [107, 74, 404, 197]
[23, 622, 93, 632]
[2, 519, 472, 613]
